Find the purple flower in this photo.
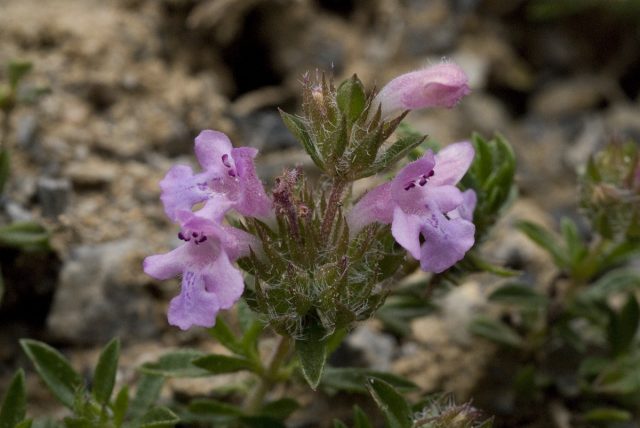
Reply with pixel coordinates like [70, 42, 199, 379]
[143, 211, 257, 330]
[160, 130, 272, 223]
[371, 62, 471, 120]
[348, 142, 476, 273]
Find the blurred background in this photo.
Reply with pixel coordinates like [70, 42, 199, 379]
[1, 0, 640, 424]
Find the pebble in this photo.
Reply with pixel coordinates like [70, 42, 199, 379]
[37, 176, 71, 218]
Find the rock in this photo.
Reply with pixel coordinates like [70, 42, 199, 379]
[236, 109, 299, 154]
[392, 311, 495, 398]
[4, 202, 33, 222]
[606, 104, 640, 142]
[403, 0, 456, 56]
[65, 158, 118, 187]
[460, 93, 510, 135]
[530, 76, 606, 118]
[482, 198, 558, 285]
[37, 176, 71, 218]
[46, 239, 161, 345]
[564, 116, 605, 172]
[16, 114, 39, 149]
[345, 322, 396, 371]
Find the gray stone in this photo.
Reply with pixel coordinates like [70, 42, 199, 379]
[37, 177, 72, 218]
[346, 323, 396, 371]
[17, 114, 38, 149]
[237, 110, 298, 154]
[47, 239, 160, 345]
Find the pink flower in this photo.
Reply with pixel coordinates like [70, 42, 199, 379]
[160, 130, 272, 223]
[143, 211, 257, 330]
[348, 142, 476, 273]
[371, 63, 470, 120]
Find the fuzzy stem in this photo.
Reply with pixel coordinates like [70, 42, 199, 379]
[320, 179, 346, 242]
[243, 334, 291, 414]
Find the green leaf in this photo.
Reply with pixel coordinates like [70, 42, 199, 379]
[336, 74, 366, 125]
[600, 240, 640, 271]
[260, 398, 299, 419]
[465, 252, 521, 277]
[366, 378, 412, 428]
[136, 407, 179, 428]
[593, 354, 640, 395]
[192, 354, 255, 375]
[321, 367, 417, 394]
[488, 283, 548, 308]
[517, 221, 568, 268]
[19, 339, 83, 409]
[333, 421, 348, 428]
[0, 222, 48, 250]
[208, 318, 244, 356]
[583, 407, 632, 422]
[560, 217, 587, 267]
[128, 374, 164, 419]
[188, 399, 244, 416]
[0, 149, 10, 195]
[113, 387, 129, 428]
[140, 349, 209, 378]
[239, 416, 286, 428]
[363, 134, 426, 177]
[0, 370, 27, 428]
[353, 405, 373, 428]
[30, 420, 61, 428]
[8, 61, 32, 89]
[0, 85, 11, 111]
[237, 299, 259, 333]
[279, 109, 324, 170]
[14, 421, 32, 428]
[581, 268, 640, 301]
[295, 326, 327, 390]
[92, 338, 120, 405]
[608, 294, 639, 356]
[469, 316, 523, 348]
[61, 418, 93, 428]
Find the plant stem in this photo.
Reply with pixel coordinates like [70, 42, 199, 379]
[320, 179, 346, 242]
[1, 110, 9, 151]
[243, 334, 291, 414]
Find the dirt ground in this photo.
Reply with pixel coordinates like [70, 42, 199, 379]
[1, 0, 639, 426]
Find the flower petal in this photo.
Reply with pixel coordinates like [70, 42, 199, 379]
[430, 141, 475, 186]
[232, 147, 273, 219]
[390, 153, 436, 194]
[419, 208, 475, 273]
[143, 244, 188, 280]
[423, 184, 464, 213]
[449, 189, 477, 222]
[202, 251, 244, 309]
[168, 269, 220, 330]
[391, 207, 423, 260]
[194, 130, 234, 172]
[372, 62, 470, 119]
[347, 182, 394, 234]
[159, 165, 211, 222]
[220, 226, 260, 260]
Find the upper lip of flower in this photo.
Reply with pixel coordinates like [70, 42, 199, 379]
[159, 130, 273, 223]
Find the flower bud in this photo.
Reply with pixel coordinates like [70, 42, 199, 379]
[581, 138, 640, 239]
[371, 62, 471, 120]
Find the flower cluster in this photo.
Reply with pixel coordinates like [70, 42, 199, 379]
[144, 131, 271, 330]
[348, 142, 476, 273]
[144, 62, 475, 331]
